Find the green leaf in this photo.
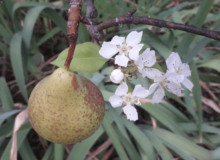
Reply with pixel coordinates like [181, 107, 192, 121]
[42, 8, 67, 33]
[176, 0, 214, 56]
[37, 27, 61, 46]
[148, 127, 211, 160]
[0, 110, 21, 126]
[191, 61, 202, 137]
[9, 32, 28, 101]
[0, 77, 14, 110]
[122, 117, 154, 160]
[141, 103, 187, 137]
[42, 144, 54, 160]
[51, 42, 108, 73]
[0, 42, 9, 53]
[114, 125, 141, 160]
[19, 139, 37, 160]
[102, 116, 129, 160]
[197, 59, 220, 72]
[0, 120, 14, 138]
[145, 38, 172, 59]
[67, 127, 104, 160]
[144, 130, 173, 160]
[0, 24, 12, 44]
[22, 6, 47, 49]
[0, 128, 31, 160]
[54, 144, 64, 160]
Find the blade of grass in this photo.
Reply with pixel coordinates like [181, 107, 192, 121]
[114, 125, 141, 160]
[102, 116, 129, 160]
[10, 32, 28, 101]
[37, 27, 61, 46]
[54, 144, 64, 160]
[176, 0, 214, 56]
[22, 6, 47, 49]
[0, 24, 12, 44]
[180, 123, 220, 134]
[0, 128, 31, 160]
[122, 117, 154, 160]
[144, 130, 173, 160]
[42, 144, 54, 160]
[141, 103, 187, 137]
[149, 127, 211, 160]
[0, 120, 14, 138]
[67, 127, 104, 160]
[190, 61, 202, 139]
[183, 20, 220, 63]
[0, 110, 21, 126]
[161, 103, 189, 122]
[18, 139, 37, 160]
[42, 9, 67, 33]
[0, 77, 14, 110]
[0, 42, 9, 53]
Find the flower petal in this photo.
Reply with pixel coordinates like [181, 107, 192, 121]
[134, 57, 144, 70]
[122, 104, 138, 121]
[110, 69, 124, 84]
[141, 48, 156, 67]
[115, 54, 129, 67]
[115, 82, 128, 96]
[166, 82, 182, 95]
[149, 83, 159, 94]
[166, 72, 184, 84]
[166, 52, 182, 71]
[152, 87, 165, 103]
[179, 63, 191, 77]
[128, 44, 144, 61]
[126, 31, 143, 46]
[99, 42, 119, 59]
[181, 77, 194, 91]
[109, 95, 124, 108]
[132, 84, 149, 98]
[109, 36, 125, 46]
[141, 68, 162, 80]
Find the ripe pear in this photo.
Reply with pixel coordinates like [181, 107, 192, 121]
[28, 67, 105, 144]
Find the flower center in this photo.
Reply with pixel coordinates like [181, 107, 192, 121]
[117, 41, 132, 57]
[122, 92, 135, 105]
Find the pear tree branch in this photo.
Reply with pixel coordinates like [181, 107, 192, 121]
[81, 2, 220, 42]
[64, 0, 83, 69]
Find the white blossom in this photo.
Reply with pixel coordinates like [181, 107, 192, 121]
[99, 31, 144, 67]
[149, 69, 182, 103]
[166, 52, 193, 91]
[110, 69, 124, 84]
[134, 48, 157, 79]
[109, 82, 149, 121]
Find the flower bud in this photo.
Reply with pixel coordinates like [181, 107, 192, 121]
[110, 69, 124, 84]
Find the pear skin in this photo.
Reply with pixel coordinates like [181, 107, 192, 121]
[28, 67, 105, 144]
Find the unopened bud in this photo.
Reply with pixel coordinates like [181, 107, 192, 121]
[110, 69, 124, 84]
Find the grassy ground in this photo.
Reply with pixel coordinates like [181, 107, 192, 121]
[0, 0, 220, 159]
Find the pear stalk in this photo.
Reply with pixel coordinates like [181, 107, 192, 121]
[64, 0, 83, 69]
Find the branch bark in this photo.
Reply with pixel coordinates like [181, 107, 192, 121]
[96, 16, 220, 41]
[64, 0, 83, 69]
[81, 4, 220, 42]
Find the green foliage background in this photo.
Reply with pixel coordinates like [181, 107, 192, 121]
[1, 0, 220, 159]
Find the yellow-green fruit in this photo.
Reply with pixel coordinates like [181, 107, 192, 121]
[28, 67, 105, 144]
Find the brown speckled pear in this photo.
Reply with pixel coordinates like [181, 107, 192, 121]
[28, 67, 105, 144]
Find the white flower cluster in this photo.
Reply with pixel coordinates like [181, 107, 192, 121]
[99, 31, 193, 121]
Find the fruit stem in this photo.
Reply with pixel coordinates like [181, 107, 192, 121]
[64, 0, 83, 70]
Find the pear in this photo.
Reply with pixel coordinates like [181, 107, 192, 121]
[28, 67, 105, 144]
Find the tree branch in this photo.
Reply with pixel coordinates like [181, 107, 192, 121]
[96, 16, 220, 41]
[84, 0, 97, 19]
[84, 0, 103, 44]
[64, 0, 83, 69]
[82, 7, 220, 42]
